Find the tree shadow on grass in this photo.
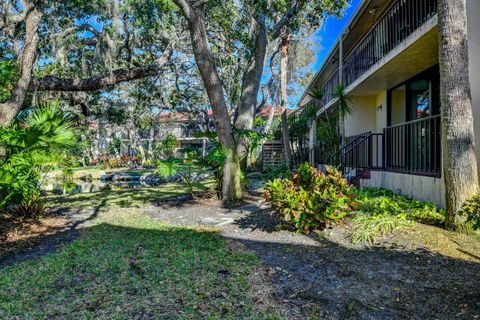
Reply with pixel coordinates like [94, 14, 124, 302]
[0, 199, 106, 268]
[1, 220, 479, 319]
[229, 235, 480, 319]
[233, 209, 287, 233]
[0, 223, 277, 319]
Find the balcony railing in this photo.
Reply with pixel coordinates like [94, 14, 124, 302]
[311, 116, 441, 178]
[384, 115, 441, 177]
[320, 0, 438, 104]
[321, 69, 339, 105]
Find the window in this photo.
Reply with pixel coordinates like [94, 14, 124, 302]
[388, 65, 439, 125]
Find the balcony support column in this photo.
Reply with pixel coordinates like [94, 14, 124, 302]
[338, 30, 349, 147]
[309, 118, 317, 163]
[339, 39, 343, 86]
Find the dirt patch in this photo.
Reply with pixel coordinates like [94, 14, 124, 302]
[0, 205, 101, 269]
[0, 212, 68, 257]
[222, 210, 480, 319]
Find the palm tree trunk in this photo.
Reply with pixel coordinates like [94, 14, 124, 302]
[439, 0, 479, 229]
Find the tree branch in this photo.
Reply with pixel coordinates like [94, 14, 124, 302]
[172, 0, 195, 20]
[271, 1, 299, 39]
[29, 50, 173, 92]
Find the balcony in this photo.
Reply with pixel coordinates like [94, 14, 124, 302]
[384, 115, 441, 177]
[320, 0, 438, 106]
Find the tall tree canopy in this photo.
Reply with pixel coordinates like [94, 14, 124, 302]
[0, 0, 349, 201]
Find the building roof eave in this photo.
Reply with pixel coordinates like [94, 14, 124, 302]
[298, 0, 372, 107]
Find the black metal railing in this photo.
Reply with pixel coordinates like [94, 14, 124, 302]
[384, 115, 440, 176]
[310, 141, 327, 165]
[292, 146, 310, 165]
[343, 0, 438, 88]
[337, 133, 384, 179]
[310, 116, 441, 179]
[313, 132, 383, 180]
[317, 132, 370, 165]
[320, 69, 339, 105]
[318, 0, 438, 107]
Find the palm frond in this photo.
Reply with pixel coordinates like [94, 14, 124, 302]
[333, 84, 352, 118]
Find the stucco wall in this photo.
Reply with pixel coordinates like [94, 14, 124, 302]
[360, 171, 446, 208]
[467, 0, 480, 176]
[375, 91, 388, 132]
[345, 96, 377, 136]
[391, 88, 406, 125]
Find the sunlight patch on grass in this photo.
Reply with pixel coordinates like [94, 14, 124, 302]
[394, 223, 480, 262]
[0, 213, 282, 319]
[44, 180, 215, 209]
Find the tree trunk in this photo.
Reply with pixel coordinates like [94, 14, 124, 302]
[222, 149, 242, 203]
[235, 15, 267, 131]
[439, 0, 479, 229]
[0, 2, 42, 124]
[235, 15, 268, 171]
[173, 0, 241, 202]
[280, 35, 292, 167]
[148, 125, 155, 160]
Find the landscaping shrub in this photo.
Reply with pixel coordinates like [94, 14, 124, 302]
[263, 163, 291, 181]
[350, 188, 445, 243]
[0, 101, 78, 214]
[156, 133, 177, 159]
[157, 151, 209, 195]
[264, 163, 354, 233]
[353, 188, 444, 223]
[107, 156, 122, 168]
[459, 195, 480, 231]
[350, 214, 413, 244]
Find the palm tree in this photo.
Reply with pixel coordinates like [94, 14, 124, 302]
[308, 84, 352, 164]
[0, 101, 79, 209]
[438, 0, 479, 229]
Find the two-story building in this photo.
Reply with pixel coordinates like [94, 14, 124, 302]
[299, 0, 480, 207]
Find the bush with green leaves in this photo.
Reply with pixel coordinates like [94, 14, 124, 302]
[459, 195, 480, 231]
[263, 163, 292, 181]
[353, 188, 444, 223]
[108, 137, 121, 155]
[264, 163, 354, 233]
[156, 150, 207, 194]
[156, 133, 177, 159]
[0, 101, 79, 214]
[0, 61, 17, 103]
[350, 188, 445, 243]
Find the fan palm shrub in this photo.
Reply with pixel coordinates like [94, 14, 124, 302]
[0, 101, 79, 214]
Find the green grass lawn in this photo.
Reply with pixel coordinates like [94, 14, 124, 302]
[48, 166, 159, 180]
[0, 210, 281, 319]
[45, 180, 215, 209]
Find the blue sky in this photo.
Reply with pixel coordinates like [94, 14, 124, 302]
[72, 1, 363, 109]
[310, 0, 362, 72]
[287, 0, 361, 107]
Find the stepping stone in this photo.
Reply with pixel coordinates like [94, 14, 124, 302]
[200, 216, 235, 227]
[230, 203, 268, 214]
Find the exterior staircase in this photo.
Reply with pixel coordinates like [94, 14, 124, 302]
[315, 132, 383, 185]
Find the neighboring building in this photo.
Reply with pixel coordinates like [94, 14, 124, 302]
[92, 110, 214, 159]
[155, 110, 213, 156]
[298, 0, 480, 207]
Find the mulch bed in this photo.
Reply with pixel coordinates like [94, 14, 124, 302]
[0, 212, 69, 258]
